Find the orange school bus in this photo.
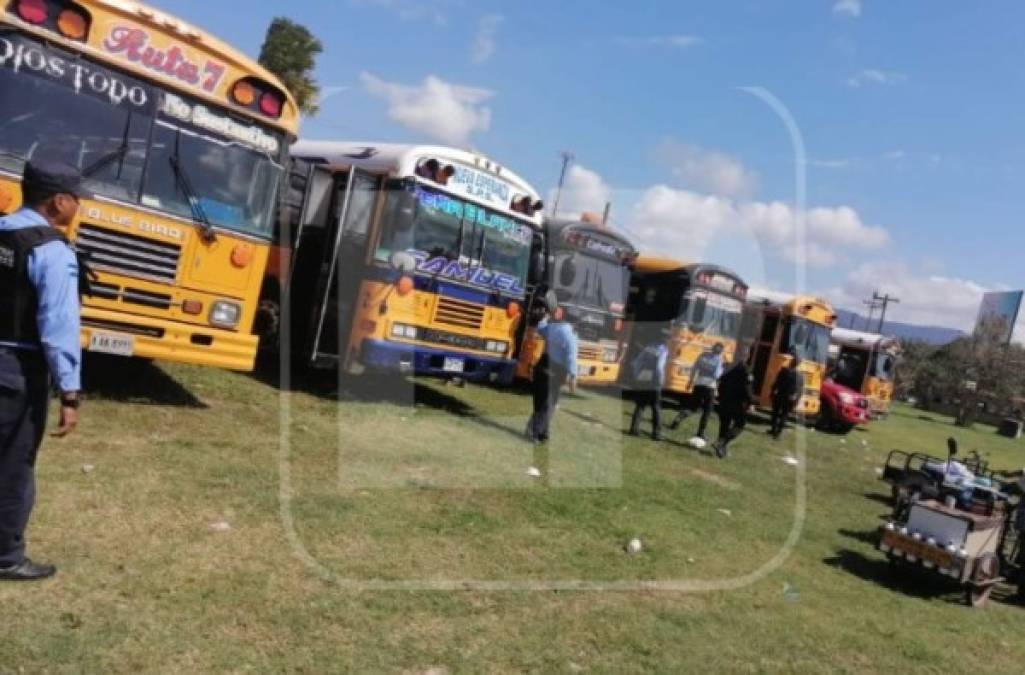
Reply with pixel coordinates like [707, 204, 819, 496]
[740, 292, 837, 417]
[515, 215, 637, 386]
[620, 256, 748, 398]
[0, 0, 299, 371]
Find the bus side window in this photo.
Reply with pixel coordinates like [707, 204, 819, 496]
[759, 314, 778, 344]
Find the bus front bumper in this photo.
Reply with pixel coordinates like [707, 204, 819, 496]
[80, 307, 258, 372]
[359, 339, 517, 383]
[575, 359, 621, 386]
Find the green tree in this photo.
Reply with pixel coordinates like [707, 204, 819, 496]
[258, 18, 323, 116]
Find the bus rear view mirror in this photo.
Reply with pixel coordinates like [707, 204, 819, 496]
[390, 251, 417, 274]
[559, 258, 577, 287]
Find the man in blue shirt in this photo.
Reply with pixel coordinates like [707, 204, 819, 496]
[526, 291, 578, 443]
[628, 325, 670, 440]
[0, 160, 87, 581]
[668, 342, 725, 439]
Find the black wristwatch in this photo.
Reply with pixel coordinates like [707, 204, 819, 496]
[60, 392, 81, 409]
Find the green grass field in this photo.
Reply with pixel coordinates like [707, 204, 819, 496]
[3, 356, 1025, 673]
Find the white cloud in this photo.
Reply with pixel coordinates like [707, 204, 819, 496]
[360, 73, 493, 146]
[654, 139, 758, 198]
[550, 165, 612, 219]
[739, 201, 889, 267]
[471, 14, 503, 65]
[825, 262, 989, 330]
[354, 0, 453, 26]
[847, 69, 908, 88]
[614, 35, 702, 49]
[628, 185, 736, 261]
[833, 0, 862, 18]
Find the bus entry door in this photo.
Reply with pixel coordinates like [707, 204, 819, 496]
[310, 169, 378, 368]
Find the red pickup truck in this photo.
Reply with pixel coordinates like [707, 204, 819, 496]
[818, 379, 871, 434]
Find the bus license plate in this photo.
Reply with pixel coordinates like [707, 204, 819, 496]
[89, 331, 135, 357]
[442, 357, 465, 373]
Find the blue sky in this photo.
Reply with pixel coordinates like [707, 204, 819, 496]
[160, 0, 1024, 332]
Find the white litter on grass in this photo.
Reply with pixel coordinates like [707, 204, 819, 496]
[687, 557, 696, 564]
[783, 581, 800, 602]
[875, 467, 884, 476]
[840, 439, 847, 445]
[862, 440, 869, 447]
[782, 456, 800, 466]
[688, 436, 707, 450]
[209, 521, 232, 533]
[717, 508, 732, 517]
[526, 466, 542, 478]
[626, 538, 643, 554]
[81, 464, 95, 475]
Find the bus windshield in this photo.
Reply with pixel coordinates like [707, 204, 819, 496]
[833, 348, 869, 389]
[0, 33, 285, 238]
[677, 289, 742, 339]
[376, 184, 534, 294]
[551, 250, 628, 314]
[784, 317, 831, 365]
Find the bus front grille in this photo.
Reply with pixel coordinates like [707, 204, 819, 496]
[434, 296, 485, 330]
[76, 223, 181, 285]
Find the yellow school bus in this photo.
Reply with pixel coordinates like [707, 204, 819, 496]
[0, 0, 299, 371]
[515, 215, 636, 386]
[830, 327, 900, 417]
[274, 142, 543, 382]
[741, 292, 837, 417]
[620, 256, 748, 399]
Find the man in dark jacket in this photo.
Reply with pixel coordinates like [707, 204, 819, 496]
[711, 348, 755, 458]
[769, 352, 802, 439]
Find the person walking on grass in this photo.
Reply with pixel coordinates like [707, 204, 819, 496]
[526, 291, 578, 444]
[769, 351, 802, 439]
[0, 161, 88, 581]
[628, 326, 669, 441]
[668, 342, 725, 439]
[711, 348, 755, 459]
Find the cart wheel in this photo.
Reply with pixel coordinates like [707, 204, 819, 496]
[968, 584, 995, 608]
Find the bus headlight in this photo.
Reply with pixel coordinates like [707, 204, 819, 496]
[602, 348, 618, 363]
[209, 301, 241, 329]
[391, 323, 418, 339]
[486, 340, 508, 354]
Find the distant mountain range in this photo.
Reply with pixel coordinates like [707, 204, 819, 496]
[835, 308, 965, 345]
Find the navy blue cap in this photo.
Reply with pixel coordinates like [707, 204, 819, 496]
[22, 160, 93, 200]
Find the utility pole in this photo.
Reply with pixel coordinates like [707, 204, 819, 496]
[863, 297, 881, 332]
[874, 291, 900, 333]
[551, 151, 575, 218]
[601, 201, 612, 225]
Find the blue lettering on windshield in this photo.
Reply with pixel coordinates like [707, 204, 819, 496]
[416, 187, 532, 245]
[408, 249, 524, 296]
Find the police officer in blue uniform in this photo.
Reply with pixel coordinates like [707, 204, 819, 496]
[0, 160, 87, 581]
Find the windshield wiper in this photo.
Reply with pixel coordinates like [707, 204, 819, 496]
[168, 129, 216, 243]
[83, 114, 132, 179]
